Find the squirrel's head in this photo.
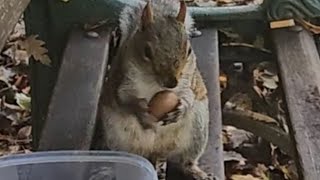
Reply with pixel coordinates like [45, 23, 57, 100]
[130, 1, 192, 88]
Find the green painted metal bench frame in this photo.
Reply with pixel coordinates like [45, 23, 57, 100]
[21, 0, 320, 179]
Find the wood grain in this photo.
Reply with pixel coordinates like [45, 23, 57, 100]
[273, 27, 320, 180]
[38, 29, 110, 150]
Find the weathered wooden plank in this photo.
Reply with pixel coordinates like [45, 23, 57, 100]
[0, 0, 30, 51]
[272, 27, 320, 180]
[166, 28, 224, 180]
[316, 36, 320, 55]
[38, 29, 110, 150]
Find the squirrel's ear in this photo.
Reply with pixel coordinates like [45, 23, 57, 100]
[141, 1, 154, 30]
[176, 1, 187, 23]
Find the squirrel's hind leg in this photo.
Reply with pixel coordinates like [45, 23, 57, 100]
[169, 99, 214, 180]
[183, 161, 214, 180]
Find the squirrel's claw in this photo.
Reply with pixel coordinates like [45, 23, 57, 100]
[136, 111, 157, 131]
[192, 174, 215, 180]
[133, 98, 158, 131]
[159, 100, 186, 126]
[189, 167, 215, 180]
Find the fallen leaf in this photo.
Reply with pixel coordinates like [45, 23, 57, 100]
[24, 149, 32, 154]
[0, 114, 14, 132]
[15, 93, 31, 111]
[262, 79, 278, 89]
[0, 67, 14, 85]
[18, 35, 51, 65]
[223, 126, 254, 149]
[230, 174, 260, 180]
[194, 1, 218, 6]
[224, 151, 247, 165]
[217, 0, 236, 6]
[252, 35, 265, 49]
[220, 72, 228, 91]
[297, 19, 320, 34]
[253, 85, 263, 98]
[8, 145, 20, 153]
[17, 126, 32, 139]
[14, 50, 29, 65]
[22, 86, 30, 95]
[253, 164, 270, 180]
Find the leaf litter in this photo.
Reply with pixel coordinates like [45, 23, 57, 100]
[0, 18, 33, 156]
[219, 25, 297, 179]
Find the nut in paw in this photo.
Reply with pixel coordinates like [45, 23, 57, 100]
[148, 90, 179, 120]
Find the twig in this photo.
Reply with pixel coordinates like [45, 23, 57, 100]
[0, 134, 32, 144]
[222, 106, 294, 157]
[221, 42, 272, 53]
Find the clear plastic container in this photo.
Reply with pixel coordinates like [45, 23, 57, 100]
[0, 150, 158, 180]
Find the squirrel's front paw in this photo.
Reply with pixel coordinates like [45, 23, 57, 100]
[192, 173, 215, 180]
[133, 98, 158, 131]
[136, 111, 158, 131]
[188, 165, 215, 180]
[159, 100, 186, 126]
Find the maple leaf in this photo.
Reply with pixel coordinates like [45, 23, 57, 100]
[18, 35, 51, 65]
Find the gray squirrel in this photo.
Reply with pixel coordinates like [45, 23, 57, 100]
[98, 0, 212, 179]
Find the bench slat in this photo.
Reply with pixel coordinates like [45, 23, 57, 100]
[38, 29, 110, 150]
[166, 28, 224, 180]
[273, 27, 320, 180]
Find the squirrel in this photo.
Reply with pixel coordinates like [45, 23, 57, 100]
[97, 0, 212, 179]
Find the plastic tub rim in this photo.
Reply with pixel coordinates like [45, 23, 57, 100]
[0, 150, 157, 179]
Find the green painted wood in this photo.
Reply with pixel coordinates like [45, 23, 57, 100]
[267, 0, 320, 20]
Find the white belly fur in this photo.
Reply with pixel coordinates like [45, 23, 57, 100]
[102, 107, 193, 158]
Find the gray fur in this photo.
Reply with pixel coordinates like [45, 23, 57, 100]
[119, 0, 194, 45]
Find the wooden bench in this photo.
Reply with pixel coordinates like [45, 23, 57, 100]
[272, 27, 320, 180]
[1, 0, 320, 179]
[34, 27, 224, 179]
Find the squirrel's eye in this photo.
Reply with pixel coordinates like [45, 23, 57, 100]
[144, 43, 154, 59]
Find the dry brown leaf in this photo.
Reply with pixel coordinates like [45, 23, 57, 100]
[230, 174, 260, 180]
[14, 50, 29, 64]
[17, 126, 32, 139]
[297, 19, 320, 34]
[277, 162, 299, 180]
[217, 0, 236, 6]
[0, 67, 15, 85]
[253, 85, 263, 98]
[224, 151, 247, 165]
[252, 35, 265, 49]
[223, 126, 254, 149]
[24, 149, 32, 154]
[8, 145, 20, 153]
[220, 72, 228, 92]
[253, 164, 269, 180]
[18, 35, 51, 65]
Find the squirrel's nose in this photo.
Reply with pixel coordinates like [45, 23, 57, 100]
[164, 78, 178, 88]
